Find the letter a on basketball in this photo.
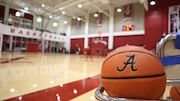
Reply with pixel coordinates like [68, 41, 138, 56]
[117, 55, 137, 72]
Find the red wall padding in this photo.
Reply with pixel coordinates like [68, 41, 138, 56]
[70, 38, 84, 54]
[26, 43, 39, 52]
[114, 35, 144, 49]
[70, 37, 108, 56]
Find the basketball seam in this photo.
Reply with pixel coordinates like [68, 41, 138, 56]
[101, 73, 165, 79]
[102, 50, 160, 66]
[175, 87, 180, 96]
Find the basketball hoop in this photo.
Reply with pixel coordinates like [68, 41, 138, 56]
[93, 36, 107, 45]
[93, 37, 101, 44]
[101, 41, 107, 45]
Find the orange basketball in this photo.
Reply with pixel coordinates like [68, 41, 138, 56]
[101, 45, 166, 100]
[170, 86, 180, 100]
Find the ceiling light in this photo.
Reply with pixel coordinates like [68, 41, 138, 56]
[117, 8, 122, 12]
[53, 22, 58, 27]
[94, 13, 98, 17]
[150, 1, 156, 5]
[77, 17, 81, 21]
[49, 15, 53, 19]
[77, 4, 82, 8]
[42, 4, 45, 7]
[24, 7, 28, 10]
[62, 11, 65, 14]
[37, 17, 42, 22]
[15, 11, 21, 17]
[64, 21, 67, 24]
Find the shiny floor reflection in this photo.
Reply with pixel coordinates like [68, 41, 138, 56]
[4, 75, 100, 101]
[0, 52, 104, 101]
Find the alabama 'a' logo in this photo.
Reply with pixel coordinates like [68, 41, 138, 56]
[117, 55, 137, 71]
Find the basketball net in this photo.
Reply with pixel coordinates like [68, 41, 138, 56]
[93, 31, 107, 45]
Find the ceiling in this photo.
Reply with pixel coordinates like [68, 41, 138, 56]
[0, 0, 148, 21]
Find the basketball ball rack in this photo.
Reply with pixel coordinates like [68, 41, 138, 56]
[95, 33, 180, 100]
[95, 79, 180, 101]
[156, 33, 176, 58]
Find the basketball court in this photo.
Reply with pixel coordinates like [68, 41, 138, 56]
[0, 52, 104, 101]
[0, 44, 180, 101]
[0, 0, 180, 101]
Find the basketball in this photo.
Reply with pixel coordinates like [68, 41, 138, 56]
[101, 45, 166, 100]
[170, 86, 180, 100]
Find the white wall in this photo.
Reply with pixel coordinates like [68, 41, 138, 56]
[0, 33, 3, 52]
[89, 13, 109, 34]
[70, 2, 145, 36]
[114, 3, 145, 32]
[71, 19, 85, 35]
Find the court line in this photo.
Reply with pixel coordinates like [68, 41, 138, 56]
[3, 75, 101, 101]
[0, 57, 26, 64]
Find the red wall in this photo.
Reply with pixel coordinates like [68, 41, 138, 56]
[114, 35, 144, 49]
[26, 43, 39, 52]
[71, 38, 84, 54]
[145, 0, 180, 49]
[70, 37, 108, 56]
